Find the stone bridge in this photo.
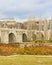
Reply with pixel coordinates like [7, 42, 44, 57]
[0, 18, 52, 43]
[0, 28, 50, 43]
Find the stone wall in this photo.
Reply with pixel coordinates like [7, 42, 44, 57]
[0, 18, 51, 43]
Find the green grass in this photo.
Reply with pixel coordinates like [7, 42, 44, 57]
[0, 55, 52, 65]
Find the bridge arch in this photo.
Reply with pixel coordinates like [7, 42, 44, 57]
[40, 32, 44, 40]
[9, 33, 16, 43]
[32, 34, 37, 41]
[36, 32, 44, 40]
[22, 33, 27, 42]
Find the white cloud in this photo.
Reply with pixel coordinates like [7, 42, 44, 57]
[0, 0, 51, 21]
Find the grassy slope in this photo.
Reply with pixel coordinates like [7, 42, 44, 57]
[0, 55, 52, 65]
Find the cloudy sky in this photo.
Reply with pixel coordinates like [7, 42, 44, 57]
[0, 0, 52, 20]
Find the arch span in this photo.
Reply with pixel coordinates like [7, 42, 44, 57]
[22, 33, 27, 42]
[41, 33, 44, 40]
[36, 32, 44, 40]
[32, 34, 36, 41]
[9, 33, 16, 43]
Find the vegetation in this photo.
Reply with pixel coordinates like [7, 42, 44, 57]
[48, 39, 52, 43]
[0, 55, 52, 65]
[0, 43, 52, 55]
[34, 40, 45, 43]
[32, 39, 52, 43]
[0, 39, 52, 56]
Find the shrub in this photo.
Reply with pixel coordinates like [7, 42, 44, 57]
[34, 40, 45, 43]
[48, 39, 52, 43]
[0, 43, 52, 55]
